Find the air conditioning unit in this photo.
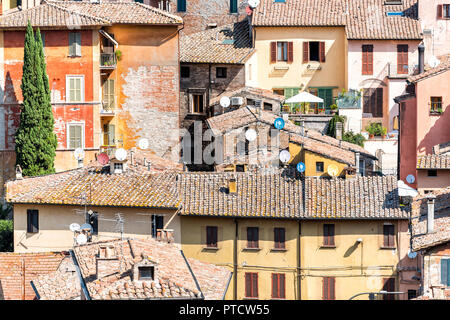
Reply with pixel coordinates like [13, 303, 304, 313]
[231, 97, 244, 106]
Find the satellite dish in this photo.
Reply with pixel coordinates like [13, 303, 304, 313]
[248, 0, 260, 8]
[220, 96, 230, 108]
[274, 117, 285, 130]
[76, 234, 87, 245]
[296, 162, 306, 173]
[80, 223, 92, 232]
[406, 174, 415, 184]
[115, 148, 127, 161]
[327, 164, 339, 177]
[138, 138, 149, 150]
[69, 223, 80, 232]
[408, 249, 417, 259]
[74, 148, 85, 160]
[279, 150, 291, 163]
[428, 55, 440, 68]
[98, 152, 109, 165]
[245, 129, 257, 142]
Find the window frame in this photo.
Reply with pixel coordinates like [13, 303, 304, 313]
[274, 227, 286, 250]
[68, 32, 81, 57]
[277, 42, 288, 62]
[362, 44, 374, 75]
[189, 92, 206, 114]
[177, 0, 186, 12]
[427, 169, 438, 177]
[316, 161, 324, 173]
[247, 227, 259, 249]
[271, 273, 286, 299]
[382, 224, 395, 248]
[245, 272, 258, 299]
[323, 224, 335, 247]
[230, 0, 238, 13]
[27, 209, 39, 233]
[430, 96, 442, 113]
[66, 75, 85, 103]
[216, 67, 227, 79]
[151, 215, 164, 238]
[66, 122, 85, 150]
[322, 277, 335, 300]
[138, 266, 155, 280]
[206, 226, 218, 248]
[397, 44, 409, 75]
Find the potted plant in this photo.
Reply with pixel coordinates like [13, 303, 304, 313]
[365, 123, 375, 139]
[330, 104, 338, 115]
[115, 49, 122, 61]
[381, 126, 387, 139]
[437, 107, 443, 114]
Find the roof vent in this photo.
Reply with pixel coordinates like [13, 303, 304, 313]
[133, 255, 158, 282]
[228, 178, 237, 194]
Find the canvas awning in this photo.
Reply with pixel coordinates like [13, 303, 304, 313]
[285, 91, 324, 103]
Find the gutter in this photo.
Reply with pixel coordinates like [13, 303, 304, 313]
[30, 281, 40, 300]
[233, 218, 238, 300]
[223, 271, 233, 300]
[70, 249, 91, 300]
[180, 250, 205, 300]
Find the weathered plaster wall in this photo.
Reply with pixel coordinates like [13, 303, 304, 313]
[419, 0, 450, 59]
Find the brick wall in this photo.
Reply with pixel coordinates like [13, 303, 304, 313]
[0, 252, 67, 300]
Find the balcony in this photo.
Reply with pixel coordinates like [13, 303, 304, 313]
[387, 63, 418, 78]
[100, 100, 115, 116]
[100, 53, 116, 70]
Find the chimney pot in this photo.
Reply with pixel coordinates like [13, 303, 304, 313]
[156, 229, 174, 243]
[355, 152, 360, 175]
[418, 44, 425, 74]
[336, 122, 343, 140]
[426, 194, 436, 233]
[229, 178, 237, 194]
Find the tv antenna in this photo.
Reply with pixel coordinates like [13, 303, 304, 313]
[98, 213, 125, 240]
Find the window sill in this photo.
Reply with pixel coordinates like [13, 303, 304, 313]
[380, 246, 396, 250]
[429, 113, 443, 116]
[68, 55, 82, 58]
[243, 247, 261, 252]
[202, 246, 219, 251]
[320, 245, 336, 249]
[271, 248, 287, 252]
[270, 298, 286, 300]
[242, 297, 259, 300]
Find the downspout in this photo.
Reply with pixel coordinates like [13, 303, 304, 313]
[208, 63, 212, 117]
[180, 250, 205, 300]
[70, 250, 91, 300]
[297, 221, 301, 300]
[233, 218, 238, 300]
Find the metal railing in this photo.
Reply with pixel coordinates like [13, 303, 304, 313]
[101, 100, 115, 112]
[388, 63, 417, 78]
[100, 53, 116, 68]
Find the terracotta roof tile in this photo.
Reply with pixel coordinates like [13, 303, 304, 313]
[209, 86, 285, 106]
[180, 20, 254, 64]
[408, 54, 450, 83]
[417, 155, 450, 169]
[411, 188, 450, 251]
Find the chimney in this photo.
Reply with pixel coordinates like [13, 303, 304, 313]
[426, 194, 436, 233]
[418, 43, 425, 74]
[96, 245, 120, 279]
[336, 122, 343, 140]
[355, 152, 360, 175]
[228, 178, 237, 194]
[15, 165, 23, 180]
[156, 229, 174, 243]
[133, 254, 158, 282]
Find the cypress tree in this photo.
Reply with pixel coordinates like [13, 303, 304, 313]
[15, 21, 57, 176]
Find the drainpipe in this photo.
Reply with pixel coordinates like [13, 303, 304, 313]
[297, 221, 301, 300]
[418, 44, 425, 74]
[233, 218, 238, 300]
[426, 195, 436, 233]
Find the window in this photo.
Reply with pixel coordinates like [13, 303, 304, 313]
[264, 102, 273, 111]
[303, 41, 325, 63]
[151, 215, 164, 238]
[86, 211, 98, 236]
[216, 67, 227, 78]
[382, 278, 395, 300]
[66, 76, 84, 102]
[363, 87, 383, 118]
[177, 0, 186, 12]
[191, 94, 204, 114]
[383, 224, 395, 248]
[235, 165, 245, 172]
[69, 32, 81, 57]
[274, 228, 286, 249]
[67, 123, 83, 149]
[408, 290, 417, 300]
[397, 44, 408, 74]
[138, 266, 155, 280]
[322, 277, 335, 300]
[438, 4, 450, 19]
[362, 45, 373, 75]
[270, 42, 293, 63]
[247, 227, 259, 249]
[206, 226, 218, 248]
[230, 0, 238, 13]
[316, 161, 324, 173]
[428, 169, 438, 177]
[27, 209, 39, 233]
[103, 124, 115, 146]
[430, 97, 442, 113]
[102, 79, 115, 110]
[323, 224, 335, 247]
[441, 259, 450, 286]
[113, 163, 123, 173]
[271, 273, 286, 299]
[181, 66, 190, 78]
[245, 273, 258, 298]
[158, 0, 170, 11]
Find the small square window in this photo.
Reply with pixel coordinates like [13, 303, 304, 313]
[181, 66, 190, 78]
[430, 97, 442, 113]
[316, 162, 324, 172]
[427, 169, 438, 177]
[138, 266, 154, 280]
[216, 67, 227, 78]
[264, 102, 273, 111]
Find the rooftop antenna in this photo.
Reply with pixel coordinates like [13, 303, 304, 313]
[97, 213, 125, 240]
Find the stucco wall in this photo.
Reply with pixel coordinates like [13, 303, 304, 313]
[13, 204, 181, 252]
[419, 0, 450, 59]
[417, 169, 450, 192]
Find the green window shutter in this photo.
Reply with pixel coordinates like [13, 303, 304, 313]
[442, 259, 449, 286]
[75, 33, 81, 56]
[69, 33, 74, 56]
[230, 0, 238, 13]
[108, 124, 115, 146]
[318, 88, 333, 108]
[177, 0, 186, 12]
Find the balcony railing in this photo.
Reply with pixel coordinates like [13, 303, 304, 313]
[100, 53, 116, 69]
[387, 63, 418, 78]
[101, 100, 115, 115]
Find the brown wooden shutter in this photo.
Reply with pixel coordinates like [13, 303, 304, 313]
[303, 42, 309, 63]
[272, 274, 277, 298]
[287, 42, 294, 63]
[319, 41, 326, 62]
[245, 273, 252, 297]
[270, 42, 277, 63]
[376, 87, 383, 117]
[368, 47, 373, 74]
[323, 277, 328, 300]
[330, 277, 335, 300]
[253, 273, 258, 298]
[329, 225, 335, 246]
[280, 274, 285, 298]
[437, 4, 443, 19]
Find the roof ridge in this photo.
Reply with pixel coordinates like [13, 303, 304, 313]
[46, 0, 112, 24]
[133, 1, 183, 23]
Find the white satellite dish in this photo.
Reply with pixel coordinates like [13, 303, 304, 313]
[428, 55, 440, 68]
[248, 0, 260, 8]
[80, 223, 92, 232]
[69, 223, 80, 232]
[327, 164, 339, 177]
[279, 150, 291, 163]
[408, 249, 417, 259]
[406, 174, 415, 184]
[74, 148, 85, 160]
[220, 96, 231, 108]
[76, 233, 87, 245]
[138, 138, 149, 150]
[115, 148, 127, 161]
[245, 129, 257, 142]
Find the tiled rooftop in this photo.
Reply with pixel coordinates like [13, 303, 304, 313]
[180, 20, 254, 64]
[0, 1, 182, 29]
[417, 155, 450, 170]
[0, 252, 68, 300]
[252, 0, 422, 40]
[210, 87, 285, 106]
[411, 188, 450, 251]
[32, 238, 231, 300]
[408, 54, 450, 83]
